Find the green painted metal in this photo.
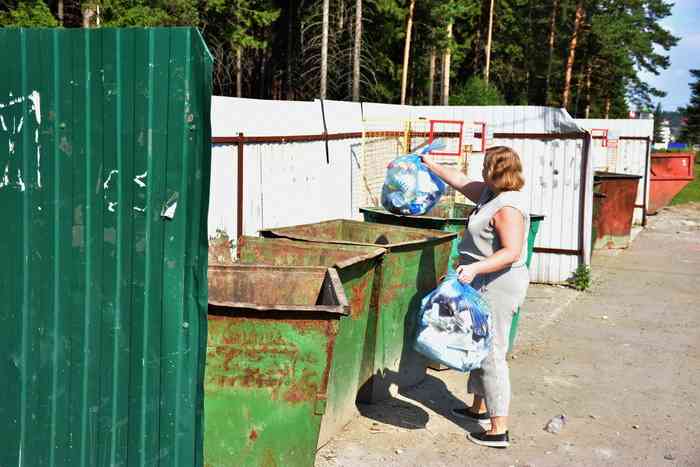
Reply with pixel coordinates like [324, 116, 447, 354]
[359, 206, 545, 353]
[205, 265, 349, 467]
[261, 220, 456, 402]
[236, 236, 385, 446]
[0, 28, 212, 467]
[508, 215, 544, 352]
[360, 203, 474, 272]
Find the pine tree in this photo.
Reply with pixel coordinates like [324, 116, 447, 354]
[653, 103, 664, 143]
[680, 69, 700, 146]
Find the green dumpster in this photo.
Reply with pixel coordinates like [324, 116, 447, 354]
[359, 205, 545, 352]
[261, 220, 456, 402]
[508, 214, 544, 351]
[236, 236, 385, 446]
[205, 264, 349, 467]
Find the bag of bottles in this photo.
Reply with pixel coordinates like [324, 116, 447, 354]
[414, 274, 492, 372]
[381, 143, 446, 216]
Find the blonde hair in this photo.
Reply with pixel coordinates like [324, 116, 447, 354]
[482, 146, 525, 192]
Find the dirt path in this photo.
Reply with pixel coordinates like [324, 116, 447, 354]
[316, 203, 700, 467]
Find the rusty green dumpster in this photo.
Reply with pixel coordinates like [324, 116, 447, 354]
[205, 264, 349, 467]
[261, 220, 456, 402]
[236, 236, 385, 445]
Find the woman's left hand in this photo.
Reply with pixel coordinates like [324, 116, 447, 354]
[456, 264, 479, 284]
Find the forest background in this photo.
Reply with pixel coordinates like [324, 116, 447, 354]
[0, 0, 680, 120]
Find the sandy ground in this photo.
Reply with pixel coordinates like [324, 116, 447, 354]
[315, 203, 700, 467]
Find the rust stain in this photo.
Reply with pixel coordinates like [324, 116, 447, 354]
[282, 369, 318, 403]
[249, 429, 258, 441]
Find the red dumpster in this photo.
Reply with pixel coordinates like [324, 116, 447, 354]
[592, 172, 642, 250]
[648, 152, 696, 214]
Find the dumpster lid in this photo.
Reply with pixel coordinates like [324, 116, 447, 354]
[208, 264, 349, 316]
[238, 236, 385, 270]
[594, 171, 643, 180]
[261, 219, 457, 249]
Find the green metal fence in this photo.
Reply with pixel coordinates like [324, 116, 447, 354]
[0, 27, 212, 467]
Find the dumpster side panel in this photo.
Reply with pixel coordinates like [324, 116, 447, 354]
[204, 316, 338, 467]
[592, 177, 639, 249]
[0, 28, 211, 467]
[361, 240, 452, 401]
[236, 236, 382, 445]
[649, 153, 695, 213]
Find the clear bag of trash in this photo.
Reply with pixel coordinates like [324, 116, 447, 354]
[414, 274, 492, 372]
[381, 142, 446, 215]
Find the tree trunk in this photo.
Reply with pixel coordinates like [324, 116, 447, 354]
[427, 47, 436, 105]
[287, 0, 294, 99]
[584, 61, 592, 118]
[352, 0, 362, 101]
[562, 0, 584, 109]
[236, 48, 242, 98]
[604, 96, 611, 119]
[58, 0, 64, 26]
[441, 22, 453, 105]
[400, 0, 416, 105]
[82, 4, 95, 28]
[544, 0, 559, 105]
[483, 0, 495, 83]
[321, 0, 330, 98]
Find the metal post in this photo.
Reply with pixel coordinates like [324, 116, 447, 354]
[237, 132, 244, 242]
[642, 137, 651, 227]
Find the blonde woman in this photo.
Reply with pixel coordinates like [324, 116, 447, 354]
[422, 146, 530, 449]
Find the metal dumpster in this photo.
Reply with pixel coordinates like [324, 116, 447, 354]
[236, 236, 385, 446]
[359, 205, 545, 352]
[261, 220, 456, 402]
[648, 152, 696, 214]
[205, 264, 349, 467]
[592, 172, 642, 249]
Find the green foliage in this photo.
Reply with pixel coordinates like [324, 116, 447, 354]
[0, 1, 58, 27]
[450, 76, 505, 105]
[568, 264, 591, 291]
[680, 70, 700, 146]
[653, 103, 664, 143]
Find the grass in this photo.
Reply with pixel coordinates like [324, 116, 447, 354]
[669, 159, 700, 206]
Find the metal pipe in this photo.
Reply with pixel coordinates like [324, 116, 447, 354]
[237, 132, 244, 242]
[642, 137, 651, 226]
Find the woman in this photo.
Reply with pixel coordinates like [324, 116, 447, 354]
[422, 146, 530, 449]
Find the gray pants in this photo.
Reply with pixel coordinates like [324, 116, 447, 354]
[466, 265, 529, 417]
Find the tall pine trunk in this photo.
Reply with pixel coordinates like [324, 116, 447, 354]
[544, 0, 559, 105]
[604, 96, 611, 119]
[236, 48, 242, 97]
[427, 47, 436, 105]
[321, 0, 330, 98]
[483, 0, 495, 83]
[352, 0, 362, 101]
[584, 61, 592, 118]
[441, 22, 453, 105]
[400, 0, 416, 105]
[562, 0, 584, 109]
[58, 0, 64, 26]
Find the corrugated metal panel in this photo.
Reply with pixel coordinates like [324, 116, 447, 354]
[0, 28, 211, 467]
[575, 119, 652, 224]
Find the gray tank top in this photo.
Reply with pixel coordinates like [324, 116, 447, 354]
[459, 188, 530, 267]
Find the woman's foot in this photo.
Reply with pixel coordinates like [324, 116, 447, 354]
[451, 407, 491, 429]
[466, 430, 510, 448]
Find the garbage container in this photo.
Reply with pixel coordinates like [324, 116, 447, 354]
[205, 265, 349, 467]
[648, 152, 696, 213]
[236, 236, 385, 446]
[592, 172, 642, 249]
[360, 203, 473, 271]
[359, 205, 545, 352]
[261, 220, 457, 402]
[508, 214, 545, 352]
